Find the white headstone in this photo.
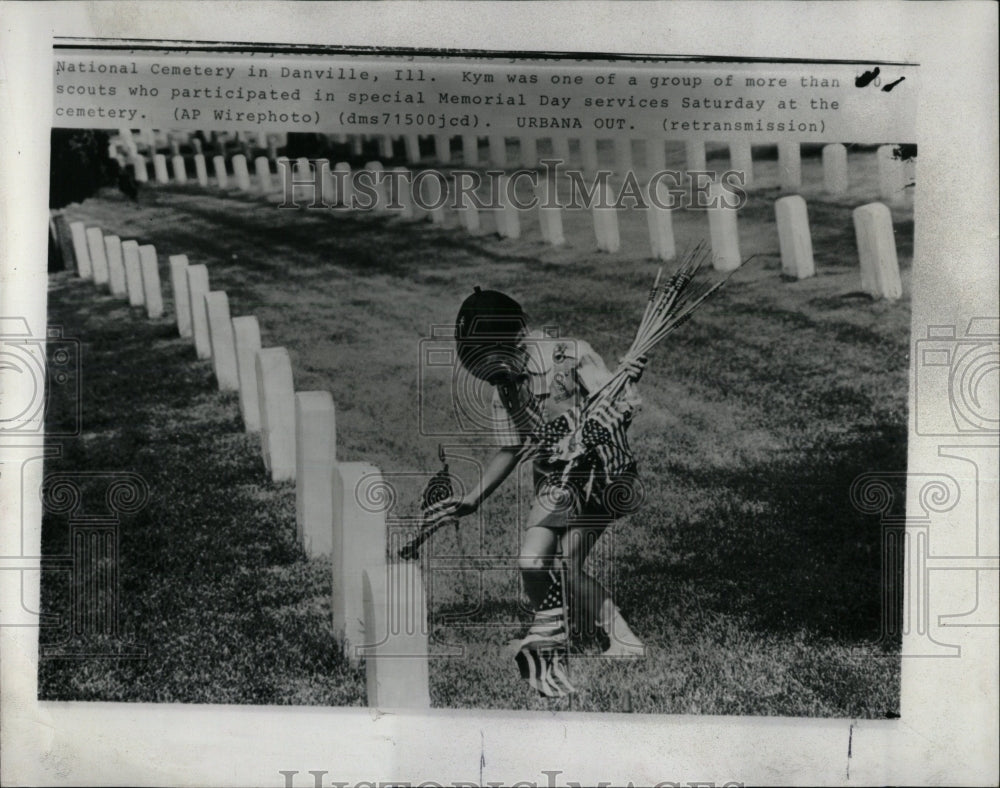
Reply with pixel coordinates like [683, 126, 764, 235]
[212, 155, 228, 188]
[138, 244, 164, 318]
[614, 138, 633, 175]
[462, 134, 478, 166]
[391, 167, 416, 220]
[255, 347, 297, 482]
[488, 135, 506, 167]
[778, 141, 802, 190]
[168, 255, 192, 336]
[591, 179, 620, 253]
[581, 137, 599, 173]
[332, 462, 388, 663]
[685, 140, 707, 173]
[232, 316, 263, 432]
[552, 136, 571, 167]
[537, 179, 565, 247]
[707, 181, 742, 271]
[459, 187, 481, 235]
[193, 154, 209, 187]
[153, 153, 169, 184]
[497, 175, 521, 239]
[104, 235, 127, 296]
[121, 240, 143, 305]
[364, 161, 388, 213]
[186, 264, 212, 359]
[171, 154, 187, 184]
[274, 157, 290, 198]
[775, 194, 815, 279]
[645, 138, 666, 174]
[254, 156, 273, 193]
[645, 181, 676, 262]
[205, 291, 239, 391]
[333, 162, 353, 208]
[361, 563, 431, 708]
[822, 143, 849, 195]
[69, 221, 92, 278]
[119, 127, 136, 151]
[521, 136, 538, 168]
[86, 227, 110, 287]
[729, 140, 754, 190]
[426, 175, 448, 226]
[434, 134, 451, 165]
[232, 154, 251, 191]
[404, 134, 421, 165]
[378, 134, 393, 159]
[853, 202, 902, 300]
[131, 154, 148, 183]
[295, 391, 337, 557]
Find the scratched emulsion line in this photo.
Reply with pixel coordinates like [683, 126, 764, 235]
[846, 723, 854, 780]
[479, 729, 485, 786]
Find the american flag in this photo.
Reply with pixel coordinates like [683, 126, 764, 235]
[514, 571, 576, 698]
[521, 242, 732, 504]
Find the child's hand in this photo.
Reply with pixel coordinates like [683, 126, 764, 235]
[619, 355, 648, 382]
[423, 495, 476, 523]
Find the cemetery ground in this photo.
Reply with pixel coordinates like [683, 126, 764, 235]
[40, 146, 910, 716]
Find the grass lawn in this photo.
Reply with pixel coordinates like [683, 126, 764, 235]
[41, 143, 909, 716]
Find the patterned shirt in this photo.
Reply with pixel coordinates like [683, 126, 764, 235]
[491, 331, 639, 451]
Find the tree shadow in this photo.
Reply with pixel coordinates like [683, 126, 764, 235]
[620, 422, 906, 647]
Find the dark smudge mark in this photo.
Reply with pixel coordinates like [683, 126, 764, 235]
[855, 67, 881, 87]
[882, 76, 906, 92]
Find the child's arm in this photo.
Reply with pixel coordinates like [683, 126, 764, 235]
[460, 445, 521, 512]
[423, 446, 520, 521]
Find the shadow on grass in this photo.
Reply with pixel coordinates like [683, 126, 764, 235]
[38, 276, 365, 705]
[620, 423, 905, 646]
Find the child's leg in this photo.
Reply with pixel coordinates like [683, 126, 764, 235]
[562, 519, 613, 641]
[518, 526, 559, 609]
[564, 518, 645, 656]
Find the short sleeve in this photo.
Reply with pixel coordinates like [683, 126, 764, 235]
[491, 387, 524, 448]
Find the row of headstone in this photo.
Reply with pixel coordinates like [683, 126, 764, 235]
[131, 130, 908, 197]
[100, 147, 905, 301]
[135, 138, 907, 289]
[770, 194, 902, 299]
[65, 221, 163, 316]
[58, 213, 431, 706]
[265, 159, 902, 293]
[165, 248, 430, 707]
[373, 136, 908, 204]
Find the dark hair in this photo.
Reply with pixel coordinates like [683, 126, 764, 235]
[455, 287, 527, 381]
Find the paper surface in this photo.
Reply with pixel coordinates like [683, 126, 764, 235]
[1, 2, 997, 787]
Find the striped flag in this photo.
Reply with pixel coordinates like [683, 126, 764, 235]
[514, 572, 576, 698]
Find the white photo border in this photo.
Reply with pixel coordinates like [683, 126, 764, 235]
[1, 2, 997, 786]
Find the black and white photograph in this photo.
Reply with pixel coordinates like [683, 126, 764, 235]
[1, 3, 997, 787]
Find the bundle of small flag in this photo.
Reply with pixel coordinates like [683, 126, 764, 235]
[525, 241, 732, 500]
[514, 570, 576, 698]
